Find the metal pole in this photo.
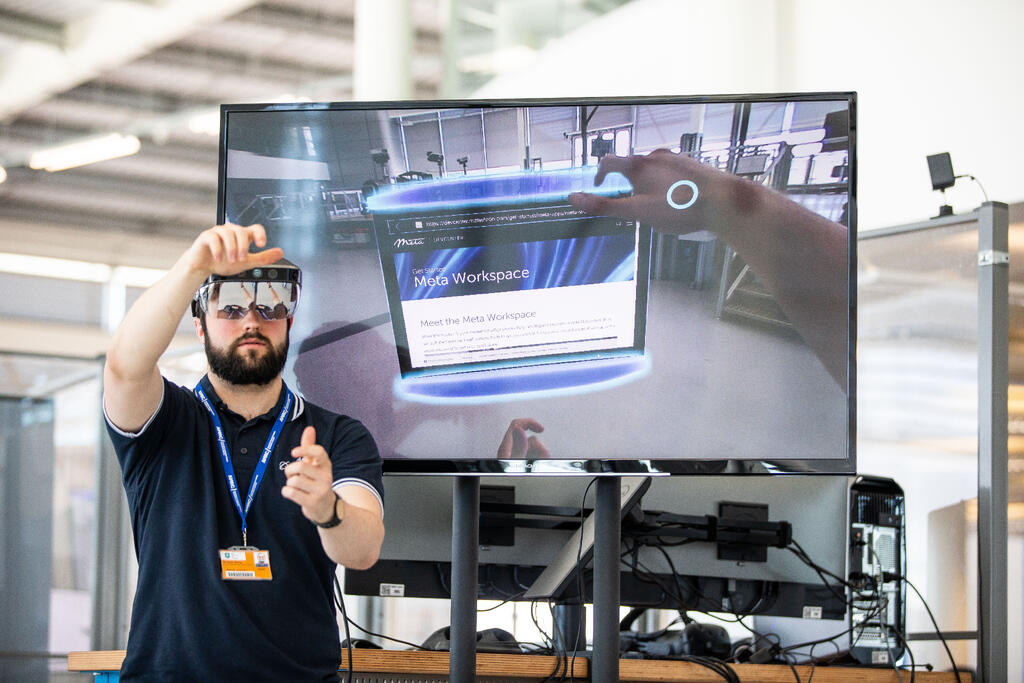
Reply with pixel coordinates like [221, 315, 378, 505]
[91, 355, 131, 651]
[553, 603, 586, 654]
[592, 477, 620, 683]
[977, 201, 1009, 682]
[450, 476, 480, 682]
[438, 0, 460, 99]
[353, 0, 412, 100]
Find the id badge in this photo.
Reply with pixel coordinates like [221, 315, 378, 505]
[219, 547, 272, 581]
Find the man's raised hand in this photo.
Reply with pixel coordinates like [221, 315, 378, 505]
[282, 426, 338, 526]
[188, 223, 284, 277]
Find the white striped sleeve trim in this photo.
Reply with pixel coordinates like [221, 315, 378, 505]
[102, 382, 166, 438]
[332, 478, 384, 515]
[290, 395, 305, 421]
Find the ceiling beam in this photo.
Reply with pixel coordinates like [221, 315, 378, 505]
[0, 9, 65, 46]
[0, 216, 194, 268]
[130, 44, 345, 86]
[0, 318, 199, 359]
[0, 0, 262, 122]
[0, 203, 209, 241]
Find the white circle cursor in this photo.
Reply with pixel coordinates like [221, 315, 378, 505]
[666, 179, 699, 210]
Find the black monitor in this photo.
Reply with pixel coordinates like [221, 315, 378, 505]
[217, 93, 856, 475]
[344, 475, 850, 622]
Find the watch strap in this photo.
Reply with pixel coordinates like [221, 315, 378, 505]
[315, 494, 343, 529]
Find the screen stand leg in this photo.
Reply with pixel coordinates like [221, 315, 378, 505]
[592, 477, 621, 683]
[553, 602, 586, 654]
[450, 476, 480, 683]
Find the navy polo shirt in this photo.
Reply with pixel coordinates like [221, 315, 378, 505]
[105, 375, 383, 682]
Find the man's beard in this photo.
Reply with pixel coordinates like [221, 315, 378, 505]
[203, 328, 289, 386]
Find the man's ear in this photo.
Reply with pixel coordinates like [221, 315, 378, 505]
[193, 316, 205, 341]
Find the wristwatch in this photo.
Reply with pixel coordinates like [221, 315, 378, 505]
[315, 493, 344, 529]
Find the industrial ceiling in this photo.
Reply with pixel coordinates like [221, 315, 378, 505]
[0, 0, 451, 242]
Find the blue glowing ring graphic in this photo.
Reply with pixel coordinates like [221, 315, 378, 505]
[666, 179, 699, 210]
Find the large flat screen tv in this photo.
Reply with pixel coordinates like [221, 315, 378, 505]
[218, 93, 856, 475]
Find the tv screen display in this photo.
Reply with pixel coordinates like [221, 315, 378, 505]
[218, 93, 855, 474]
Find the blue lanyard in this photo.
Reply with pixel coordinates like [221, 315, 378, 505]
[195, 383, 293, 546]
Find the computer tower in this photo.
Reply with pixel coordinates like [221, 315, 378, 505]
[848, 475, 906, 666]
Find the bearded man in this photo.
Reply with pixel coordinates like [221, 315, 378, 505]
[103, 223, 384, 681]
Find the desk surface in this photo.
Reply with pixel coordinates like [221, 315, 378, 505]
[69, 649, 969, 682]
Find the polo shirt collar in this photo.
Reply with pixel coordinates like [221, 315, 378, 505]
[197, 374, 305, 423]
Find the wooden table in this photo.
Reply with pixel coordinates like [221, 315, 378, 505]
[68, 649, 970, 682]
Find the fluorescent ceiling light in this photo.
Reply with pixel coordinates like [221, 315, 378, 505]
[28, 133, 141, 172]
[458, 46, 536, 75]
[273, 94, 312, 103]
[0, 166, 6, 184]
[0, 252, 111, 282]
[188, 110, 221, 136]
[111, 265, 167, 288]
[0, 253, 166, 286]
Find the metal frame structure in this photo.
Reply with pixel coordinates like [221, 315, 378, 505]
[977, 202, 1009, 683]
[860, 201, 1009, 681]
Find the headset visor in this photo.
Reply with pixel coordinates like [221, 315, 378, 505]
[196, 280, 299, 321]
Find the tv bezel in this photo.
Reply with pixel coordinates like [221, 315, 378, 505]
[217, 91, 857, 477]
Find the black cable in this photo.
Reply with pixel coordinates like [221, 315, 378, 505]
[552, 601, 576, 682]
[955, 173, 990, 202]
[569, 477, 599, 681]
[342, 613, 432, 651]
[781, 599, 884, 656]
[805, 640, 842, 664]
[780, 651, 802, 683]
[544, 602, 569, 679]
[622, 527, 884, 673]
[477, 596, 522, 612]
[620, 522, 907, 676]
[620, 539, 708, 611]
[789, 539, 849, 587]
[804, 647, 817, 682]
[521, 645, 556, 656]
[651, 544, 697, 610]
[621, 546, 678, 605]
[530, 601, 553, 651]
[780, 548, 885, 657]
[332, 574, 354, 683]
[801, 638, 846, 682]
[868, 550, 903, 683]
[513, 565, 531, 592]
[436, 562, 450, 597]
[631, 532, 777, 618]
[691, 607, 780, 647]
[896, 574, 963, 683]
[677, 654, 740, 683]
[890, 624, 916, 683]
[620, 539, 786, 665]
[620, 548, 786, 671]
[529, 601, 558, 680]
[480, 564, 524, 600]
[787, 540, 858, 608]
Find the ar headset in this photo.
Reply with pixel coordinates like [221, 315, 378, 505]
[191, 259, 302, 322]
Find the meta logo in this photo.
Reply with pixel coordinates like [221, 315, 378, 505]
[394, 237, 426, 248]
